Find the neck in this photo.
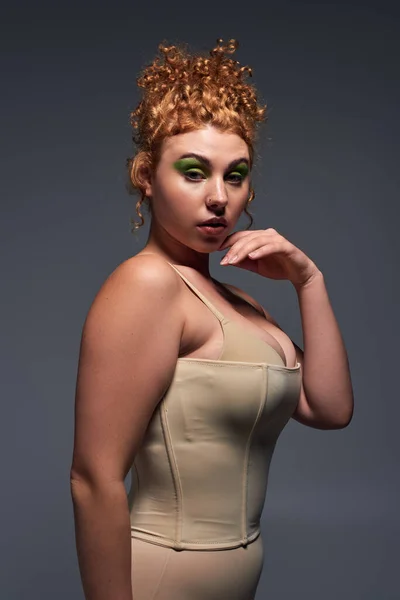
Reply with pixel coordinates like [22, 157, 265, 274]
[142, 218, 212, 278]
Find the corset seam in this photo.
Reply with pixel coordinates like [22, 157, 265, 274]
[241, 367, 268, 543]
[159, 399, 183, 544]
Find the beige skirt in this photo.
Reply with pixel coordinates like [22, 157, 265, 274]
[131, 533, 264, 600]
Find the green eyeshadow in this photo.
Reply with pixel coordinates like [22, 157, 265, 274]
[173, 158, 207, 173]
[231, 163, 249, 177]
[173, 158, 249, 180]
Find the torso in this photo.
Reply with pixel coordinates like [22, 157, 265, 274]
[134, 251, 297, 368]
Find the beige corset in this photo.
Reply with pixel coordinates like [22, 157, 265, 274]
[128, 262, 301, 551]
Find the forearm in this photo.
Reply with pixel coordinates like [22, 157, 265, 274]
[294, 271, 354, 426]
[70, 480, 133, 600]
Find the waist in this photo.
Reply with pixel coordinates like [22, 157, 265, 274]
[129, 480, 264, 551]
[130, 523, 261, 551]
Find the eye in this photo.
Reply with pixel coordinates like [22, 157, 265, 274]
[226, 172, 244, 184]
[185, 169, 206, 181]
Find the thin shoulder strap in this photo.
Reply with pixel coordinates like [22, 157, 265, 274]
[165, 262, 226, 323]
[217, 281, 264, 318]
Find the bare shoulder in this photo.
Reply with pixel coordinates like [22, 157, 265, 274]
[84, 254, 181, 322]
[97, 253, 180, 299]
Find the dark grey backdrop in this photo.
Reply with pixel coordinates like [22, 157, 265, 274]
[1, 1, 399, 598]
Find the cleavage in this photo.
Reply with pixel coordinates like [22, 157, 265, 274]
[180, 281, 287, 365]
[211, 279, 287, 361]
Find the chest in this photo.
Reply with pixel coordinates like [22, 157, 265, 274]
[180, 282, 297, 368]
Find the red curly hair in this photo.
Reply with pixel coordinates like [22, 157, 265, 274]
[126, 38, 267, 232]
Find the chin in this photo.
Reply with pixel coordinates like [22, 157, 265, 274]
[169, 225, 226, 254]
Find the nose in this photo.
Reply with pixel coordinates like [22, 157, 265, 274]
[206, 178, 228, 211]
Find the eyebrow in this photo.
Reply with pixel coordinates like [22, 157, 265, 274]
[177, 153, 250, 172]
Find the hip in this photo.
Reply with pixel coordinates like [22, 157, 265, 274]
[131, 533, 264, 600]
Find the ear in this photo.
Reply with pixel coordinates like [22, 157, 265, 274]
[139, 163, 153, 197]
[132, 150, 153, 197]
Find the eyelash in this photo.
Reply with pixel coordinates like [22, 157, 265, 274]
[185, 170, 244, 184]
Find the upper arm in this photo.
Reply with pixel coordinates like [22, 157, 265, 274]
[70, 256, 184, 487]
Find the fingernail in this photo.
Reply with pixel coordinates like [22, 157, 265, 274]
[220, 256, 229, 265]
[228, 254, 238, 264]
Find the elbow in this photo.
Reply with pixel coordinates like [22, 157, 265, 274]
[69, 473, 126, 506]
[324, 404, 354, 430]
[69, 467, 125, 492]
[294, 391, 354, 430]
[69, 466, 88, 489]
[69, 471, 92, 501]
[311, 389, 354, 430]
[327, 416, 352, 430]
[336, 394, 354, 429]
[301, 400, 354, 430]
[335, 408, 354, 429]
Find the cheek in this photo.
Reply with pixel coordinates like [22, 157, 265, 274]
[233, 182, 251, 206]
[151, 180, 194, 225]
[153, 169, 188, 199]
[155, 175, 203, 208]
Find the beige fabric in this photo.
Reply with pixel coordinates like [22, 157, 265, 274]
[131, 534, 264, 600]
[128, 261, 301, 551]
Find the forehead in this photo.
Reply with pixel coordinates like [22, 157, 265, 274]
[160, 125, 249, 164]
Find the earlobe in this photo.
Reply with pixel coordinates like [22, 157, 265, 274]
[144, 180, 152, 197]
[138, 162, 153, 197]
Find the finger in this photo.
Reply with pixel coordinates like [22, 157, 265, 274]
[220, 227, 281, 251]
[248, 241, 288, 258]
[220, 238, 269, 265]
[221, 232, 276, 263]
[218, 230, 257, 250]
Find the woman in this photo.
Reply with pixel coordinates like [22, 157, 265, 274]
[70, 39, 354, 600]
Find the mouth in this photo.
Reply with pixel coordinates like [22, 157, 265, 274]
[198, 217, 228, 227]
[197, 222, 227, 236]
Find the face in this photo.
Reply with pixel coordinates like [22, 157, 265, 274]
[143, 124, 251, 256]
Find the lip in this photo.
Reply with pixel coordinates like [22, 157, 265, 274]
[198, 217, 228, 226]
[197, 224, 227, 236]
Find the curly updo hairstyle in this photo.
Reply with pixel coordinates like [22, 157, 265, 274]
[126, 38, 267, 232]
